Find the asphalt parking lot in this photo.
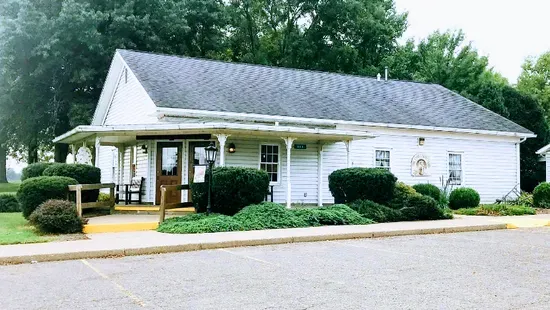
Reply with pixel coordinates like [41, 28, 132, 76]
[1, 228, 550, 310]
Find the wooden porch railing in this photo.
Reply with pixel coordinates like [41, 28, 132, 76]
[159, 184, 192, 223]
[68, 183, 116, 217]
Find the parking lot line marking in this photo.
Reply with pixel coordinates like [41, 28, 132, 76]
[218, 249, 280, 266]
[80, 259, 146, 307]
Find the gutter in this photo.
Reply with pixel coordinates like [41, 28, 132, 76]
[156, 107, 536, 139]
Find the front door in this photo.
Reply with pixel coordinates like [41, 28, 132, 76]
[188, 141, 212, 202]
[156, 142, 182, 205]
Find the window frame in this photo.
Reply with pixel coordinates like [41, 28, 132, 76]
[374, 148, 392, 171]
[258, 143, 281, 185]
[447, 152, 464, 186]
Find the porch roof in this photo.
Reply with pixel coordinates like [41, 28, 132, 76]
[53, 123, 375, 145]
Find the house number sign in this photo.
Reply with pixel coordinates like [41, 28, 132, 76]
[294, 144, 307, 150]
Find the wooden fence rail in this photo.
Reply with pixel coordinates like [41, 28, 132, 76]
[159, 184, 192, 223]
[68, 183, 116, 217]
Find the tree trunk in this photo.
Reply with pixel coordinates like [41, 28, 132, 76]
[28, 139, 38, 164]
[0, 144, 7, 183]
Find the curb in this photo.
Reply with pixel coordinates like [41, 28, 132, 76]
[0, 223, 507, 265]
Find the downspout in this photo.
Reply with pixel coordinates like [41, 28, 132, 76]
[517, 137, 528, 190]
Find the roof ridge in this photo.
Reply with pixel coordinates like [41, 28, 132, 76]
[116, 49, 438, 87]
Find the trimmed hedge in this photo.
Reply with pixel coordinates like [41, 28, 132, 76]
[449, 187, 480, 210]
[0, 194, 20, 212]
[233, 202, 308, 230]
[533, 182, 550, 209]
[454, 204, 536, 216]
[21, 162, 59, 181]
[328, 168, 397, 204]
[192, 167, 270, 215]
[412, 184, 441, 202]
[349, 199, 403, 223]
[157, 214, 243, 234]
[401, 195, 447, 221]
[43, 164, 101, 202]
[390, 182, 419, 209]
[292, 205, 373, 226]
[29, 199, 83, 234]
[17, 176, 78, 219]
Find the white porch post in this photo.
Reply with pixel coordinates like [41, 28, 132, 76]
[94, 137, 101, 168]
[318, 143, 324, 207]
[117, 146, 125, 185]
[344, 140, 352, 168]
[215, 134, 230, 167]
[282, 137, 296, 209]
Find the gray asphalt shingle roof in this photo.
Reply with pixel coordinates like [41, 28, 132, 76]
[118, 49, 532, 135]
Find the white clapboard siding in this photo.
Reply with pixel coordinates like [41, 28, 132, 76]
[223, 138, 319, 204]
[321, 129, 520, 204]
[96, 146, 118, 193]
[103, 66, 158, 125]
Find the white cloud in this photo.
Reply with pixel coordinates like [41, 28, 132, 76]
[395, 0, 550, 83]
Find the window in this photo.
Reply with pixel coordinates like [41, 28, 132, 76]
[448, 153, 462, 185]
[375, 150, 391, 170]
[260, 144, 279, 184]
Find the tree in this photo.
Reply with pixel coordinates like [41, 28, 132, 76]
[517, 51, 550, 118]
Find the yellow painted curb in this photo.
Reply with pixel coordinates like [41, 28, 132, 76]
[506, 223, 518, 229]
[83, 222, 159, 234]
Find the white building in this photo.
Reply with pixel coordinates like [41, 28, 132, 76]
[54, 50, 535, 206]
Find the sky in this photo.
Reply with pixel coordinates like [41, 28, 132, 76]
[394, 0, 550, 83]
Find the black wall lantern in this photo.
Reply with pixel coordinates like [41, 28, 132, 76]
[205, 142, 218, 214]
[228, 143, 236, 153]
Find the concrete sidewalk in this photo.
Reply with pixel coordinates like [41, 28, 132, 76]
[0, 216, 518, 265]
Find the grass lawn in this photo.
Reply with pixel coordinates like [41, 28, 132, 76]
[0, 213, 54, 245]
[0, 182, 20, 195]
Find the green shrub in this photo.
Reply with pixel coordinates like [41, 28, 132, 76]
[233, 202, 308, 230]
[292, 205, 373, 226]
[98, 193, 111, 202]
[17, 176, 78, 219]
[454, 204, 536, 216]
[328, 168, 397, 204]
[21, 162, 59, 181]
[348, 199, 403, 223]
[0, 194, 19, 212]
[157, 214, 243, 234]
[29, 199, 83, 234]
[412, 184, 441, 201]
[389, 182, 419, 209]
[533, 182, 550, 209]
[401, 195, 448, 221]
[449, 187, 480, 210]
[43, 164, 101, 202]
[191, 167, 270, 215]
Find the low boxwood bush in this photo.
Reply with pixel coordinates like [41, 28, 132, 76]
[349, 199, 403, 223]
[292, 205, 373, 226]
[389, 182, 419, 209]
[533, 182, 550, 209]
[233, 202, 308, 230]
[0, 194, 19, 212]
[449, 187, 480, 210]
[43, 164, 101, 202]
[29, 199, 83, 234]
[454, 204, 536, 216]
[401, 195, 448, 221]
[17, 176, 78, 219]
[21, 162, 59, 181]
[328, 168, 397, 204]
[157, 214, 243, 234]
[192, 167, 270, 215]
[412, 184, 441, 202]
